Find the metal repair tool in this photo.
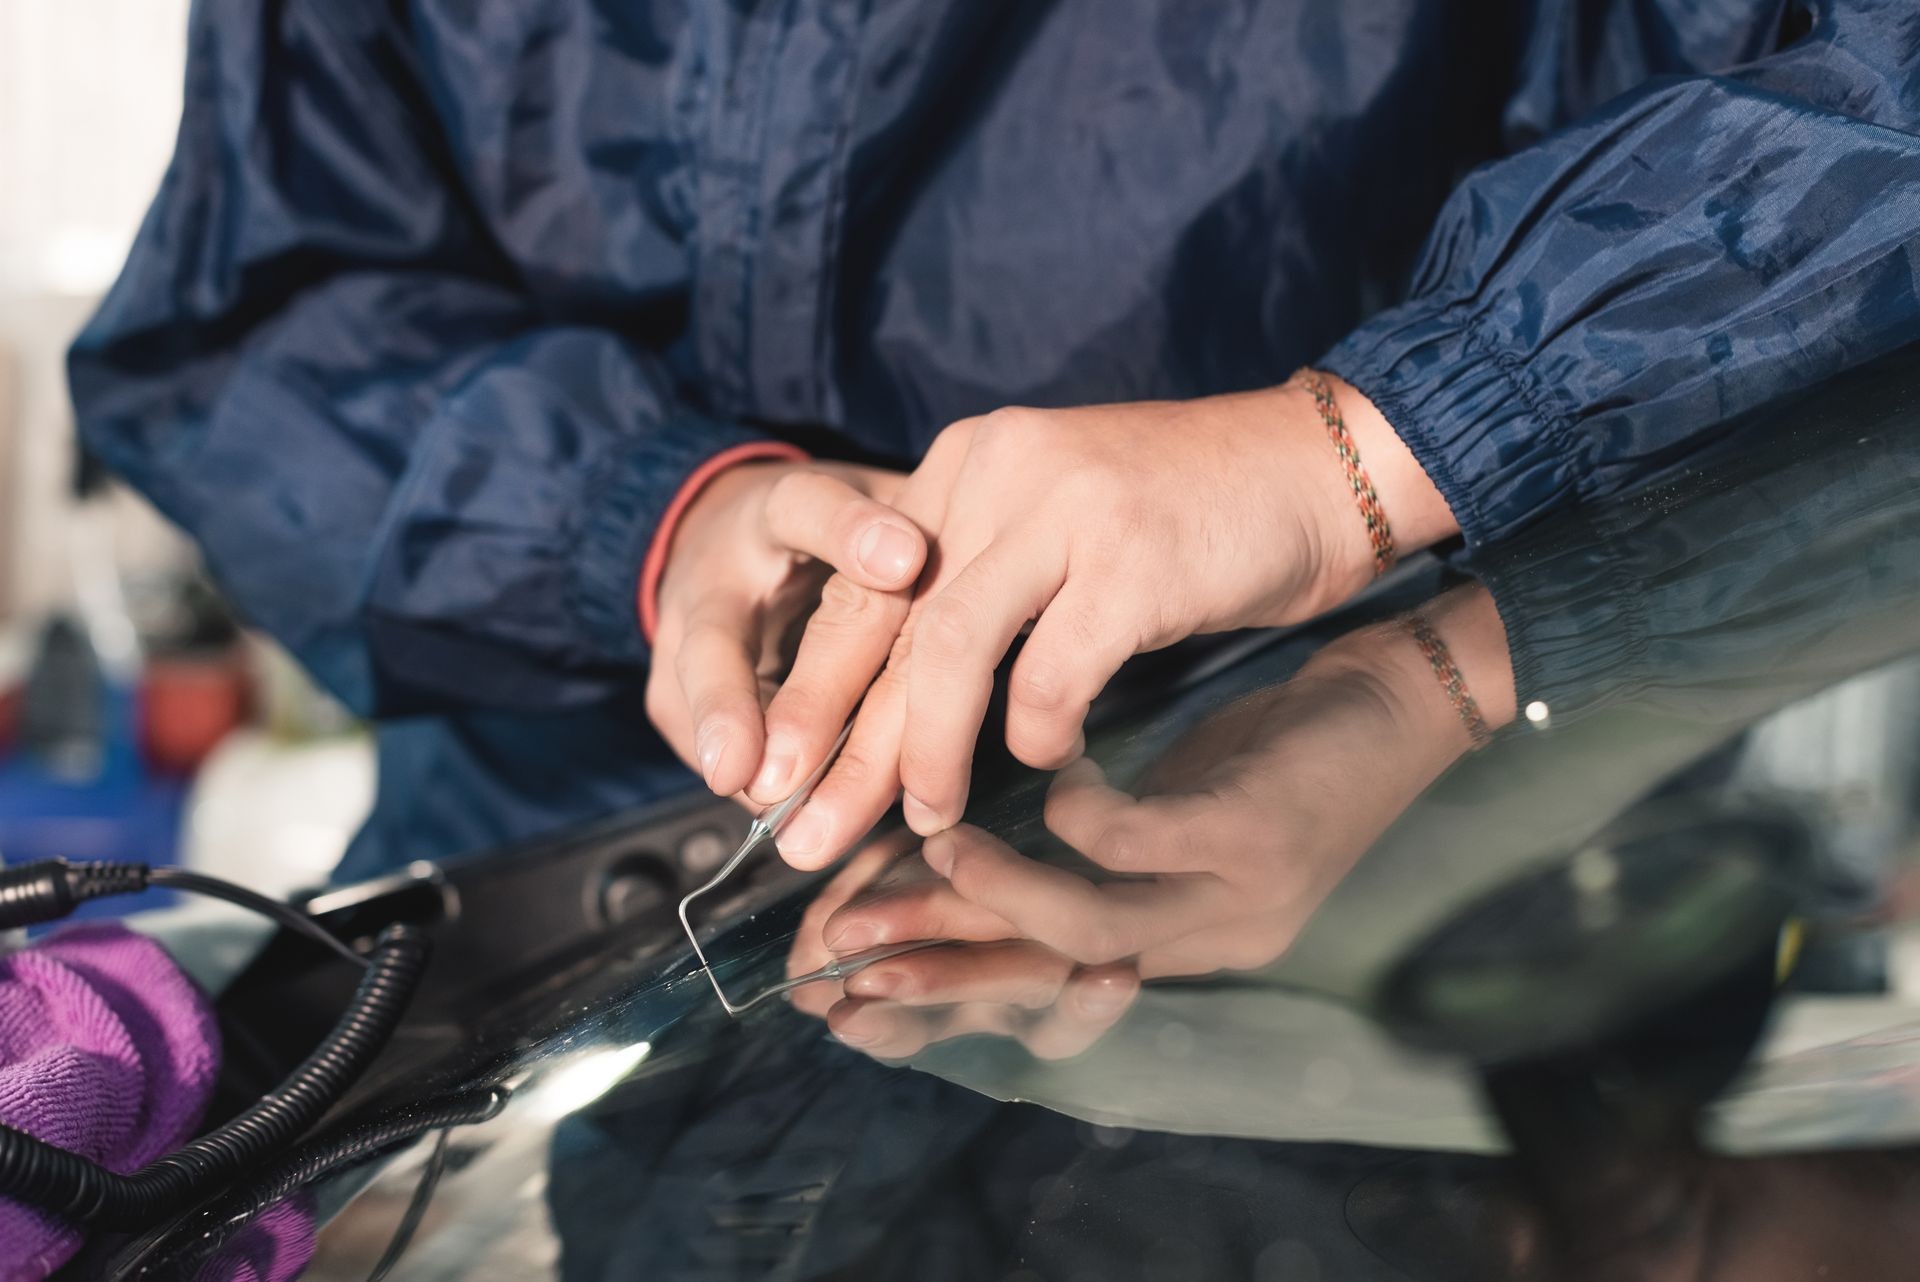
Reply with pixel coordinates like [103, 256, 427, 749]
[718, 939, 944, 1015]
[678, 720, 855, 1014]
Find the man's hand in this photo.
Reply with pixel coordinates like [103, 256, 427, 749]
[751, 377, 1458, 868]
[813, 586, 1514, 1000]
[645, 459, 925, 797]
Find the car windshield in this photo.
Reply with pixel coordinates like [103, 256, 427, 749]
[85, 344, 1920, 1281]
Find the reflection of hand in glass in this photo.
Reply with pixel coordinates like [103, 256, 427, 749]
[782, 837, 1138, 1059]
[789, 583, 1515, 1057]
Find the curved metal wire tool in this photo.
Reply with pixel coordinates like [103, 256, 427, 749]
[678, 721, 858, 1015]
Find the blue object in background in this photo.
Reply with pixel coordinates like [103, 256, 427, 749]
[0, 618, 185, 920]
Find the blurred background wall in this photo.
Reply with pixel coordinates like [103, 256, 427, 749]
[0, 1, 372, 897]
[0, 0, 194, 625]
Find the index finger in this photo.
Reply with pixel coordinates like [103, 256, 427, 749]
[923, 825, 1235, 965]
[898, 540, 1065, 834]
[823, 871, 1020, 954]
[750, 571, 908, 805]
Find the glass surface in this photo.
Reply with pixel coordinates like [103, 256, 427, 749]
[106, 347, 1920, 1280]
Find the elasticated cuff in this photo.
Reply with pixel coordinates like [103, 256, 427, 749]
[635, 440, 810, 643]
[572, 416, 778, 665]
[1467, 507, 1650, 725]
[1319, 304, 1584, 551]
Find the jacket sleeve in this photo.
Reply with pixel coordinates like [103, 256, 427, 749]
[1469, 347, 1920, 731]
[67, 0, 767, 718]
[1320, 0, 1920, 548]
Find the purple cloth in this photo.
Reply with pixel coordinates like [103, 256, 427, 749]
[0, 923, 221, 1281]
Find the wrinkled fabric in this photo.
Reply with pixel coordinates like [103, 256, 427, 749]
[1472, 346, 1920, 728]
[1322, 3, 1920, 546]
[68, 0, 1920, 869]
[0, 925, 220, 1281]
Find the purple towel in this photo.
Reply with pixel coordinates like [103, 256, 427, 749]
[0, 923, 221, 1281]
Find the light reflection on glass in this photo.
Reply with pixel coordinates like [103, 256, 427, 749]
[525, 1041, 652, 1121]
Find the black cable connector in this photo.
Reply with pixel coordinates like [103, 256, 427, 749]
[0, 859, 367, 967]
[0, 859, 149, 929]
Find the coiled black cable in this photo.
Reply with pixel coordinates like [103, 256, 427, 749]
[131, 1086, 511, 1279]
[0, 860, 432, 1230]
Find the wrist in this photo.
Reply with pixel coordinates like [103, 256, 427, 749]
[1404, 583, 1517, 746]
[1305, 583, 1515, 763]
[639, 442, 808, 642]
[1291, 373, 1460, 603]
[1426, 585, 1515, 722]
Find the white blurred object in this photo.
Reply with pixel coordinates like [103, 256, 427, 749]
[0, 0, 190, 297]
[0, 0, 197, 626]
[181, 729, 377, 898]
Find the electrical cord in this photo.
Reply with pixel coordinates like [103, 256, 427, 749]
[122, 1087, 510, 1280]
[364, 1125, 453, 1282]
[149, 866, 369, 968]
[0, 858, 366, 968]
[0, 858, 430, 1231]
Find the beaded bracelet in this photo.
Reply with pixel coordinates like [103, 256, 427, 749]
[1407, 614, 1493, 751]
[1295, 369, 1396, 578]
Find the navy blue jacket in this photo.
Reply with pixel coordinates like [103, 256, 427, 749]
[68, 0, 1920, 874]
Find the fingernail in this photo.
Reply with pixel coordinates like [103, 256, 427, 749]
[753, 737, 798, 796]
[902, 791, 941, 833]
[780, 808, 828, 861]
[1077, 977, 1132, 1019]
[826, 919, 884, 952]
[833, 1025, 877, 1047]
[858, 523, 918, 583]
[696, 723, 729, 787]
[922, 832, 955, 877]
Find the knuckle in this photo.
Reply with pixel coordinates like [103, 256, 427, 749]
[1159, 821, 1205, 871]
[1095, 824, 1151, 871]
[941, 841, 983, 896]
[1105, 493, 1162, 544]
[896, 739, 951, 795]
[1012, 985, 1061, 1012]
[799, 896, 836, 936]
[982, 404, 1050, 438]
[1041, 785, 1078, 833]
[822, 747, 875, 790]
[1064, 923, 1129, 967]
[1006, 716, 1077, 770]
[765, 683, 825, 735]
[1011, 967, 1072, 1010]
[885, 624, 917, 670]
[877, 968, 921, 1003]
[1027, 1032, 1082, 1062]
[831, 500, 887, 555]
[915, 597, 979, 664]
[935, 414, 984, 449]
[1062, 456, 1120, 501]
[1011, 655, 1072, 712]
[815, 572, 885, 622]
[764, 467, 815, 521]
